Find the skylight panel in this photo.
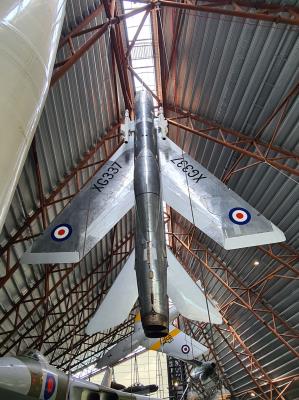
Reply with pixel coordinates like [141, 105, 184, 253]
[122, 1, 157, 96]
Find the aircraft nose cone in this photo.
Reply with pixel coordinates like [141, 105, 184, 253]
[190, 367, 201, 379]
[0, 357, 31, 395]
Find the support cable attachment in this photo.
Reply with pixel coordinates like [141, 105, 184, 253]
[155, 106, 168, 139]
[120, 109, 135, 143]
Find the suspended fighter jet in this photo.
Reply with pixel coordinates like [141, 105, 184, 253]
[190, 361, 217, 382]
[21, 91, 285, 338]
[0, 349, 160, 400]
[96, 306, 217, 369]
[111, 382, 159, 396]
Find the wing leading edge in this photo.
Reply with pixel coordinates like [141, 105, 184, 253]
[21, 138, 135, 264]
[159, 137, 285, 249]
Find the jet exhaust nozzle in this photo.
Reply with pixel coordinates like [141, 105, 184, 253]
[142, 312, 169, 338]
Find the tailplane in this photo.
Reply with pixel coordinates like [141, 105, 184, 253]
[86, 251, 137, 335]
[86, 247, 222, 337]
[167, 248, 222, 324]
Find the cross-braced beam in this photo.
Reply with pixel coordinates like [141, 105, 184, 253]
[0, 124, 121, 288]
[168, 215, 299, 399]
[166, 96, 299, 178]
[170, 231, 299, 358]
[158, 1, 299, 26]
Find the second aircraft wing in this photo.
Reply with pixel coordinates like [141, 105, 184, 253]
[144, 324, 207, 361]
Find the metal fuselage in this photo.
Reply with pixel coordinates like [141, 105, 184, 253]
[0, 352, 153, 400]
[0, 353, 69, 400]
[134, 91, 169, 337]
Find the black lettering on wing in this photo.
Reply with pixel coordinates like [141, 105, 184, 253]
[92, 183, 104, 192]
[183, 164, 193, 173]
[97, 178, 109, 185]
[170, 157, 184, 165]
[177, 160, 188, 168]
[193, 173, 207, 183]
[108, 166, 118, 174]
[103, 172, 114, 180]
[112, 161, 122, 169]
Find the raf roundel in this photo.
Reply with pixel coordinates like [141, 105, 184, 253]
[44, 373, 56, 400]
[51, 224, 72, 242]
[181, 344, 190, 354]
[229, 207, 251, 225]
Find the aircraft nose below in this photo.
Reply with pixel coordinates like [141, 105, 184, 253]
[0, 357, 31, 395]
[190, 367, 201, 379]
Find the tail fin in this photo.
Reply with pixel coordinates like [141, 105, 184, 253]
[101, 368, 112, 387]
[166, 248, 222, 324]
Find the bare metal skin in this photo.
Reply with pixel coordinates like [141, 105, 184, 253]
[134, 91, 169, 337]
[0, 350, 160, 400]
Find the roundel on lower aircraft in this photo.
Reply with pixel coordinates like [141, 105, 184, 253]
[229, 208, 251, 225]
[44, 372, 56, 400]
[51, 224, 72, 241]
[181, 344, 190, 354]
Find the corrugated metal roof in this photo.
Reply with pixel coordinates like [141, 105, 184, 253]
[0, 1, 298, 398]
[161, 3, 299, 397]
[0, 0, 133, 371]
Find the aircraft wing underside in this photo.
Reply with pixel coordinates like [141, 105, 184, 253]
[159, 137, 285, 249]
[21, 138, 135, 264]
[96, 322, 208, 369]
[21, 133, 285, 266]
[144, 324, 208, 361]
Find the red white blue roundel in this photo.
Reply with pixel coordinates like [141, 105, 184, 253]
[229, 208, 251, 225]
[181, 344, 190, 354]
[51, 224, 72, 241]
[44, 372, 56, 400]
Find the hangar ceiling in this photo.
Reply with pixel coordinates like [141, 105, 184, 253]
[0, 1, 298, 399]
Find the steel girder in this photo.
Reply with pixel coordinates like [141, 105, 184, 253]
[0, 127, 130, 354]
[168, 216, 299, 399]
[1, 229, 134, 367]
[165, 87, 299, 178]
[174, 237, 299, 359]
[157, 1, 299, 26]
[184, 320, 230, 399]
[156, 11, 299, 396]
[51, 3, 152, 95]
[185, 319, 299, 400]
[0, 0, 298, 391]
[0, 125, 121, 286]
